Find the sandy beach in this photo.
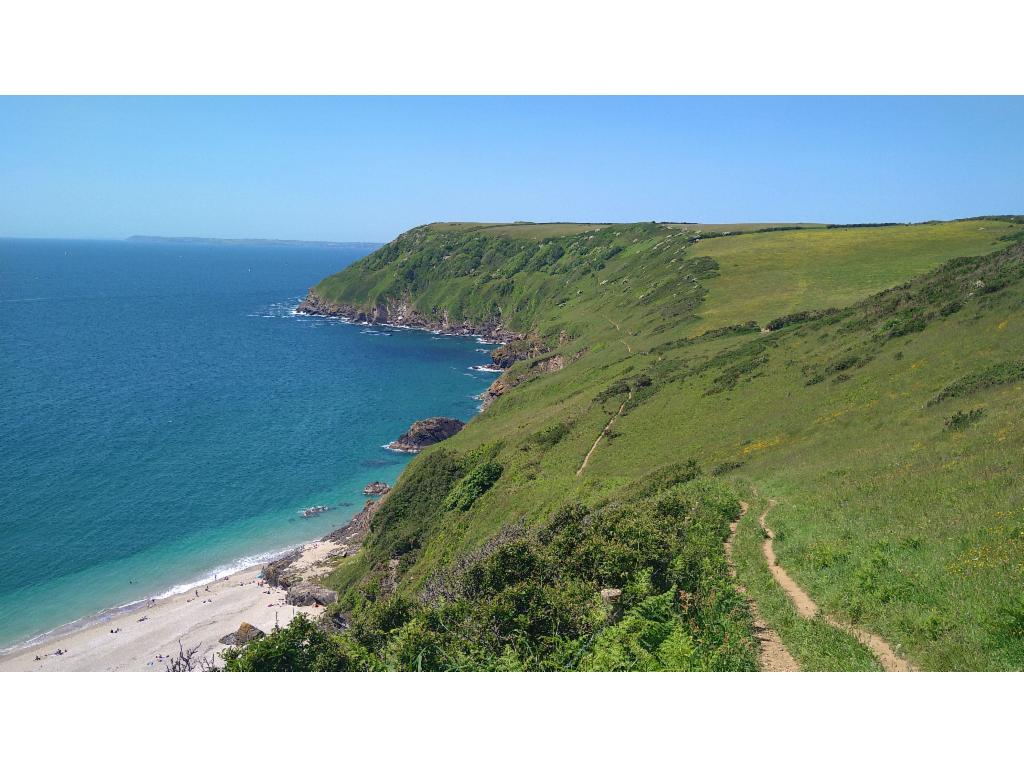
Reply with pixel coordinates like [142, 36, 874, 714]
[0, 537, 347, 672]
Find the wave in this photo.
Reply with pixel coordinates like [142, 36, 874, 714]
[0, 545, 299, 656]
[151, 546, 297, 599]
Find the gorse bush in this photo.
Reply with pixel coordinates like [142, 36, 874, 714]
[225, 475, 757, 671]
[221, 613, 372, 672]
[525, 420, 574, 450]
[944, 409, 985, 431]
[930, 360, 1024, 406]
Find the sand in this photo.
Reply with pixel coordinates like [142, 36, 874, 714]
[0, 538, 347, 672]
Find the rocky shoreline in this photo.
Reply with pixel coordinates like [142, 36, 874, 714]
[296, 290, 568, 414]
[262, 495, 381, 590]
[296, 289, 523, 344]
[386, 416, 465, 453]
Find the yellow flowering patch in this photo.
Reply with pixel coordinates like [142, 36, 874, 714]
[741, 434, 784, 455]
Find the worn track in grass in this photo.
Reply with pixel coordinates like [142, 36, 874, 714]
[757, 500, 917, 672]
[728, 502, 800, 671]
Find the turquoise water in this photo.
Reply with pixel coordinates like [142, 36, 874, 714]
[0, 238, 498, 649]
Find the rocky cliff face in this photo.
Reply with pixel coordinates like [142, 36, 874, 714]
[387, 417, 465, 452]
[480, 354, 568, 410]
[296, 289, 522, 344]
[490, 336, 549, 368]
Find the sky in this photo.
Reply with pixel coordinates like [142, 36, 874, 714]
[0, 96, 1021, 242]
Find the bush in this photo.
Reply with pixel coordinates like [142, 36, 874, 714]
[930, 360, 1024, 406]
[711, 460, 745, 476]
[222, 614, 373, 672]
[945, 408, 985, 431]
[225, 477, 756, 672]
[444, 460, 503, 514]
[765, 307, 840, 332]
[579, 591, 696, 671]
[526, 420, 573, 450]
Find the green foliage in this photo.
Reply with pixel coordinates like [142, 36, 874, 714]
[944, 408, 985, 431]
[525, 420, 574, 450]
[702, 341, 769, 395]
[711, 460, 746, 476]
[930, 361, 1024, 406]
[765, 308, 840, 331]
[444, 461, 503, 514]
[221, 614, 373, 672]
[596, 373, 652, 403]
[300, 219, 1024, 670]
[227, 478, 756, 672]
[312, 222, 699, 333]
[580, 591, 696, 671]
[824, 353, 866, 375]
[366, 450, 465, 561]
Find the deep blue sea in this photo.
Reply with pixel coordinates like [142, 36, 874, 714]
[0, 238, 498, 650]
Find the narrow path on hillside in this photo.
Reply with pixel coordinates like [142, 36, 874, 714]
[728, 503, 799, 671]
[605, 316, 633, 353]
[576, 395, 629, 476]
[757, 501, 917, 672]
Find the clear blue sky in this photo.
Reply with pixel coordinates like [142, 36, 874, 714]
[1, 97, 1021, 242]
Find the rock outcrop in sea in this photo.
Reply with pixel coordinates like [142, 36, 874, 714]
[387, 417, 464, 452]
[363, 481, 391, 495]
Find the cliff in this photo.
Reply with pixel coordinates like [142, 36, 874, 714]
[230, 218, 1024, 671]
[296, 290, 521, 343]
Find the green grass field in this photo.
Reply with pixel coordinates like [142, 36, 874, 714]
[234, 216, 1024, 671]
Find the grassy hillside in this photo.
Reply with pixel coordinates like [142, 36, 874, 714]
[236, 216, 1024, 671]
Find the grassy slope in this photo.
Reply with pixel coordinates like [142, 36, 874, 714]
[317, 217, 1024, 670]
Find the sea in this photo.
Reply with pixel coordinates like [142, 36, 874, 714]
[0, 238, 499, 651]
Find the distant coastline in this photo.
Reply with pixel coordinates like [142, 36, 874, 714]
[127, 235, 383, 249]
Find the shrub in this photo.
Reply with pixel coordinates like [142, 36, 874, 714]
[825, 354, 864, 374]
[444, 460, 503, 514]
[711, 459, 745, 476]
[225, 477, 756, 672]
[579, 591, 696, 671]
[945, 408, 985, 431]
[765, 307, 840, 332]
[526, 420, 573, 450]
[929, 360, 1024, 405]
[222, 614, 373, 672]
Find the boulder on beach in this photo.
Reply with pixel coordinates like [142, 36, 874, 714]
[219, 621, 266, 646]
[363, 481, 391, 495]
[262, 549, 302, 589]
[386, 417, 465, 453]
[285, 583, 338, 607]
